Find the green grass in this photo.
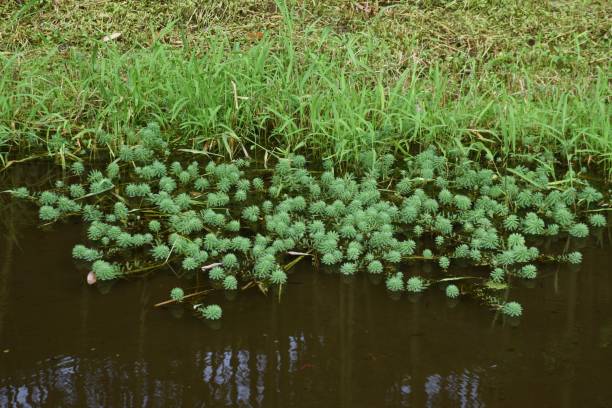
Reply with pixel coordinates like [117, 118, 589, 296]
[0, 0, 610, 176]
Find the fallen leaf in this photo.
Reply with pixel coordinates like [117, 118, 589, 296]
[247, 31, 264, 41]
[102, 32, 122, 42]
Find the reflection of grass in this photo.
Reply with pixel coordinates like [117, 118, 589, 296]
[0, 0, 610, 175]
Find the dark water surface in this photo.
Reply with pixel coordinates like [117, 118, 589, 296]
[1, 166, 611, 407]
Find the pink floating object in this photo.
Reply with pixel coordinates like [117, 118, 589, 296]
[87, 271, 97, 285]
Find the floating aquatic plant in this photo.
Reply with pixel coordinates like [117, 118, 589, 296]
[92, 260, 120, 281]
[406, 277, 426, 293]
[72, 245, 102, 262]
[566, 251, 583, 265]
[209, 266, 226, 281]
[501, 301, 523, 318]
[438, 256, 450, 270]
[367, 260, 383, 274]
[386, 273, 404, 292]
[588, 214, 607, 227]
[10, 140, 608, 323]
[199, 304, 222, 320]
[223, 275, 238, 290]
[39, 205, 60, 221]
[446, 284, 460, 299]
[170, 287, 184, 302]
[517, 264, 537, 280]
[490, 268, 505, 283]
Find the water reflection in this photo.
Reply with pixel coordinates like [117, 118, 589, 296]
[0, 352, 487, 407]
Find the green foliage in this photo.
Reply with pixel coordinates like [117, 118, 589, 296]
[270, 268, 288, 285]
[517, 264, 537, 280]
[223, 275, 238, 290]
[92, 260, 120, 281]
[39, 191, 58, 205]
[69, 184, 86, 198]
[182, 257, 199, 270]
[200, 304, 222, 320]
[39, 205, 60, 221]
[567, 251, 583, 265]
[209, 266, 225, 281]
[501, 301, 523, 318]
[490, 268, 505, 283]
[222, 253, 239, 270]
[10, 145, 608, 322]
[242, 205, 260, 222]
[367, 260, 383, 274]
[588, 214, 607, 227]
[72, 244, 102, 261]
[446, 284, 460, 299]
[170, 287, 184, 302]
[71, 162, 85, 176]
[148, 220, 161, 233]
[406, 277, 425, 293]
[151, 244, 171, 261]
[523, 213, 545, 235]
[385, 273, 404, 292]
[8, 187, 29, 198]
[569, 223, 589, 238]
[114, 202, 129, 220]
[438, 256, 450, 270]
[340, 262, 357, 276]
[503, 215, 519, 231]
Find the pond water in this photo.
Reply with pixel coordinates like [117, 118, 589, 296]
[0, 165, 611, 407]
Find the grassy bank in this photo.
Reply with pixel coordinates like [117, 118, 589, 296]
[1, 0, 610, 175]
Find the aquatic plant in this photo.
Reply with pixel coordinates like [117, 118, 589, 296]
[39, 205, 60, 221]
[406, 277, 425, 293]
[569, 223, 589, 238]
[566, 251, 583, 265]
[517, 264, 537, 280]
[200, 304, 222, 320]
[242, 205, 260, 222]
[209, 266, 226, 281]
[11, 143, 608, 322]
[71, 162, 85, 176]
[386, 273, 404, 292]
[367, 260, 383, 274]
[446, 284, 460, 299]
[151, 245, 171, 261]
[72, 245, 102, 262]
[340, 262, 357, 276]
[588, 214, 607, 227]
[490, 268, 505, 283]
[438, 256, 450, 270]
[501, 301, 523, 318]
[223, 275, 238, 291]
[92, 260, 120, 281]
[170, 287, 184, 302]
[270, 268, 288, 285]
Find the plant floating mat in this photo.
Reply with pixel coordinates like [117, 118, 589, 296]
[5, 123, 609, 323]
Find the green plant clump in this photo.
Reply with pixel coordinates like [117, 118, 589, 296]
[446, 285, 460, 299]
[170, 287, 185, 302]
[10, 136, 609, 322]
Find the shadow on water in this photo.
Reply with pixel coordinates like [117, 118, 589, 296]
[0, 164, 611, 407]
